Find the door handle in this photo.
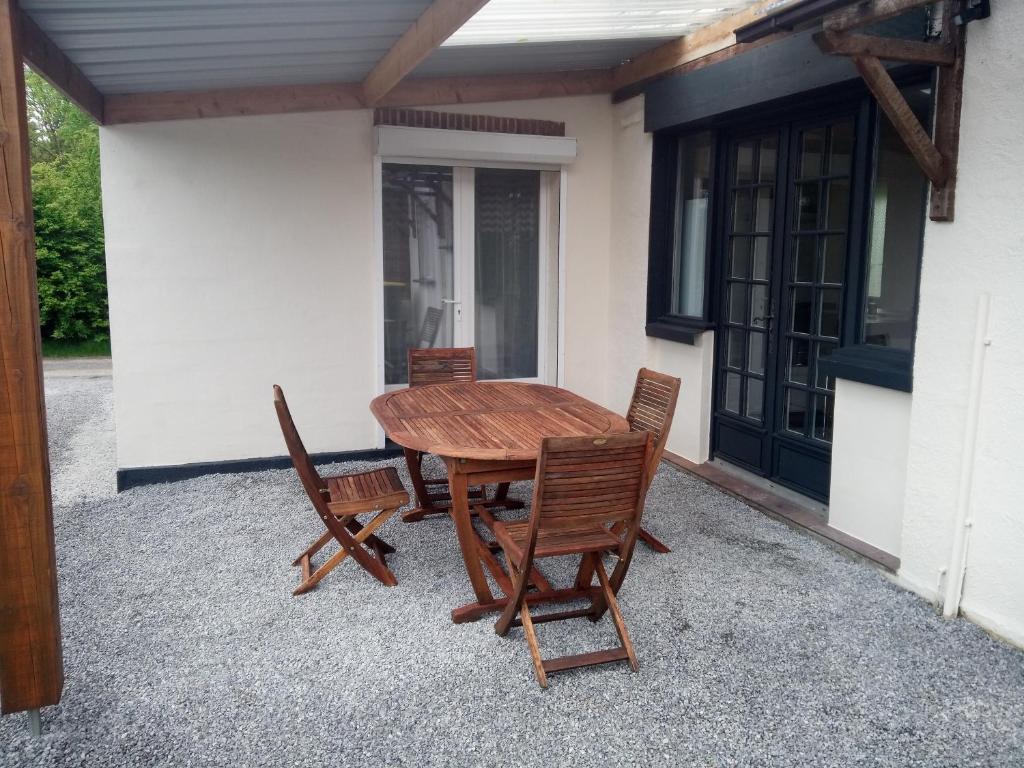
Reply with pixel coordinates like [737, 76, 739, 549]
[441, 298, 462, 320]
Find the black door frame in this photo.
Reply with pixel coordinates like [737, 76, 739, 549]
[709, 95, 875, 502]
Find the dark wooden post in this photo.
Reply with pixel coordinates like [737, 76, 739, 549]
[0, 0, 64, 715]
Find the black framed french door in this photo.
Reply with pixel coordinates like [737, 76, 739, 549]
[712, 108, 864, 501]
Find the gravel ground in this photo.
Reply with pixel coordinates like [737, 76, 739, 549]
[2, 374, 1022, 767]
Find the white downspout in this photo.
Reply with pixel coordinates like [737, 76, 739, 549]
[942, 292, 992, 618]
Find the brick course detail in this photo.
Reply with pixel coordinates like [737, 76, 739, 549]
[373, 108, 565, 137]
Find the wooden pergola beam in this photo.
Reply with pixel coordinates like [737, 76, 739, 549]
[0, 0, 64, 716]
[105, 82, 366, 124]
[382, 69, 613, 109]
[814, 30, 955, 65]
[16, 8, 104, 124]
[104, 69, 613, 125]
[362, 0, 490, 106]
[610, 0, 802, 93]
[824, 0, 937, 31]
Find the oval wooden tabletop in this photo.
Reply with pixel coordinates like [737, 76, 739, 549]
[370, 382, 630, 461]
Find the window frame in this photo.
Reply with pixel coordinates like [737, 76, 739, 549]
[645, 129, 719, 344]
[644, 67, 934, 392]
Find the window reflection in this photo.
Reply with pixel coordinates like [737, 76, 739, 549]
[863, 84, 931, 349]
[670, 131, 714, 317]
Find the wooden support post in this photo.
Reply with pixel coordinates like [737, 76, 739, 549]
[0, 0, 63, 715]
[930, 0, 966, 221]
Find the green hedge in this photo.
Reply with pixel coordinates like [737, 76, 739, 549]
[27, 69, 109, 344]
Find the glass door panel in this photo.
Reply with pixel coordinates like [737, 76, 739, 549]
[382, 164, 455, 386]
[718, 134, 777, 426]
[473, 168, 541, 380]
[778, 118, 853, 446]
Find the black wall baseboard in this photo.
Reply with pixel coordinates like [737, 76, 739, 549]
[116, 446, 403, 492]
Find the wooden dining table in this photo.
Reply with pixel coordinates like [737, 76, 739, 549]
[370, 381, 630, 623]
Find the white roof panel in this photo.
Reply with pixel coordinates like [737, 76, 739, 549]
[20, 0, 434, 93]
[446, 0, 751, 46]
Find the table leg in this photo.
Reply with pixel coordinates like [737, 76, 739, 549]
[447, 465, 495, 609]
[402, 447, 437, 522]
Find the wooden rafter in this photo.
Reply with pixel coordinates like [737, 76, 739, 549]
[16, 8, 104, 124]
[362, 0, 490, 106]
[0, 0, 64, 715]
[610, 0, 802, 93]
[814, 30, 955, 65]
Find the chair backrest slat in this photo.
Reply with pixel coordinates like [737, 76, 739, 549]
[273, 385, 331, 518]
[408, 347, 477, 388]
[532, 432, 652, 534]
[626, 368, 681, 479]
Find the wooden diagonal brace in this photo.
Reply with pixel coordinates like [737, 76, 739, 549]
[853, 55, 948, 186]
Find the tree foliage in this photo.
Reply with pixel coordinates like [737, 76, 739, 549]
[26, 68, 108, 342]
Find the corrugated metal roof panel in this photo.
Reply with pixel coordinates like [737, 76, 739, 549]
[20, 0, 434, 93]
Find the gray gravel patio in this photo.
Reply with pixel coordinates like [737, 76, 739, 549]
[2, 370, 1023, 767]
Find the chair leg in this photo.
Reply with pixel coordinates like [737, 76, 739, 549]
[294, 508, 399, 594]
[292, 530, 333, 566]
[518, 600, 548, 689]
[339, 508, 399, 587]
[594, 557, 639, 672]
[637, 527, 671, 554]
[493, 482, 511, 503]
[294, 547, 349, 596]
[573, 552, 596, 592]
[344, 517, 395, 555]
[495, 561, 533, 637]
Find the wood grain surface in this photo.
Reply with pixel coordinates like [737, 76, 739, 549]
[371, 382, 629, 461]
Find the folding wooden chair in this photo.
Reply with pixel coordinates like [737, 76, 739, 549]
[625, 368, 681, 553]
[273, 385, 408, 594]
[402, 347, 507, 521]
[491, 432, 654, 688]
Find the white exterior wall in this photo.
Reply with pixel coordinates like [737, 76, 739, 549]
[897, 8, 1024, 647]
[100, 95, 614, 469]
[829, 380, 912, 557]
[607, 97, 714, 462]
